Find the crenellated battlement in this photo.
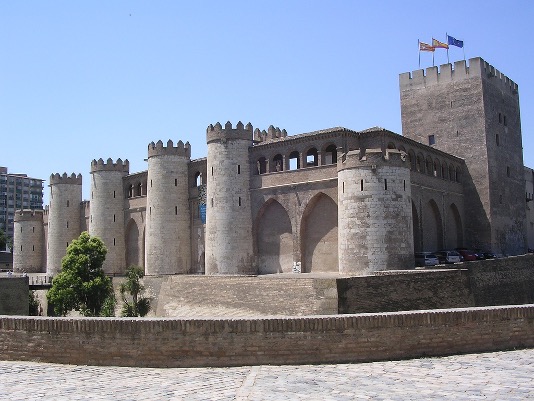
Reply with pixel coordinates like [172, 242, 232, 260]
[90, 158, 129, 173]
[253, 125, 288, 142]
[148, 139, 191, 159]
[206, 121, 253, 144]
[14, 209, 44, 222]
[49, 173, 82, 185]
[338, 148, 407, 172]
[399, 57, 519, 95]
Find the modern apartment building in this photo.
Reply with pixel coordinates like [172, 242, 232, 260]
[0, 167, 44, 249]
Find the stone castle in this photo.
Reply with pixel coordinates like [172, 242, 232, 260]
[12, 57, 530, 277]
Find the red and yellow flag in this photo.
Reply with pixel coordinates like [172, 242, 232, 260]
[419, 42, 435, 52]
[432, 38, 449, 49]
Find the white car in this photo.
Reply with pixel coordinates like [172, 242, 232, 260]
[414, 252, 439, 267]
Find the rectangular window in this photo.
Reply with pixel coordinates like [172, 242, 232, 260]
[504, 115, 507, 126]
[238, 165, 241, 174]
[384, 179, 388, 190]
[496, 134, 500, 146]
[499, 113, 502, 123]
[175, 178, 177, 186]
[428, 135, 435, 146]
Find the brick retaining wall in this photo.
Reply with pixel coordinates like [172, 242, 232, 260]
[1, 305, 533, 368]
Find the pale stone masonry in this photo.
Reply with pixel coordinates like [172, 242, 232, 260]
[12, 57, 533, 276]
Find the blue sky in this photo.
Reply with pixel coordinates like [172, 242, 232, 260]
[1, 1, 533, 204]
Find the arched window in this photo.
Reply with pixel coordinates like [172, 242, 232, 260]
[433, 159, 441, 178]
[136, 182, 142, 196]
[324, 144, 337, 165]
[128, 184, 134, 198]
[289, 151, 300, 170]
[456, 167, 461, 182]
[273, 154, 283, 172]
[426, 156, 433, 175]
[449, 165, 455, 181]
[408, 150, 416, 171]
[194, 172, 202, 186]
[256, 157, 267, 174]
[306, 148, 318, 167]
[416, 153, 424, 172]
[387, 142, 396, 150]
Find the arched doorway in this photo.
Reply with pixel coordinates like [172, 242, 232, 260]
[412, 201, 422, 252]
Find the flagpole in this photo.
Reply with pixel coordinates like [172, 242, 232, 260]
[418, 40, 421, 69]
[432, 50, 435, 67]
[446, 32, 450, 64]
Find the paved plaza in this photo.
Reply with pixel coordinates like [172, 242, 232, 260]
[1, 349, 533, 400]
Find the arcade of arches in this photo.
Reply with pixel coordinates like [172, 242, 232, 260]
[125, 194, 463, 273]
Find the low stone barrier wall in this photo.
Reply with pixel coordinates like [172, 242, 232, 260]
[0, 277, 28, 315]
[1, 305, 533, 368]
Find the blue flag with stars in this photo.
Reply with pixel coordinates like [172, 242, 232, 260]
[447, 35, 464, 48]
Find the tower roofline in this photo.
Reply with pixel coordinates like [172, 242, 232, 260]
[400, 57, 518, 96]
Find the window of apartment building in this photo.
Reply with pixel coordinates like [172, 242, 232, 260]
[428, 135, 435, 146]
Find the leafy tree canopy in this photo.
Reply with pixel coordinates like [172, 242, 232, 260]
[47, 231, 114, 317]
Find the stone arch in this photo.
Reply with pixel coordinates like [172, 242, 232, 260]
[305, 147, 318, 167]
[449, 164, 455, 181]
[416, 152, 424, 172]
[256, 157, 267, 175]
[273, 154, 283, 172]
[194, 171, 203, 186]
[125, 219, 141, 268]
[408, 149, 416, 171]
[412, 200, 422, 252]
[445, 203, 463, 249]
[456, 166, 461, 182]
[288, 151, 300, 170]
[441, 161, 448, 180]
[300, 193, 338, 273]
[387, 142, 396, 150]
[255, 199, 293, 274]
[425, 155, 433, 175]
[423, 199, 443, 251]
[433, 158, 441, 178]
[323, 143, 337, 165]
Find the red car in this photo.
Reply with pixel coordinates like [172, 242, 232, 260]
[456, 249, 477, 261]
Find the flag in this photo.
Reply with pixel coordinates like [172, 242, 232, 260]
[419, 42, 435, 52]
[432, 38, 449, 49]
[447, 35, 464, 48]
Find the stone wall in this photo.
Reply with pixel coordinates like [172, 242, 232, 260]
[0, 277, 28, 315]
[338, 254, 534, 313]
[1, 305, 533, 368]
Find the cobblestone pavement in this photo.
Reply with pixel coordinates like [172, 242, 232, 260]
[1, 349, 533, 400]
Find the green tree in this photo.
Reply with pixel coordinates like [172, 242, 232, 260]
[0, 228, 7, 250]
[47, 232, 115, 317]
[29, 290, 41, 316]
[120, 265, 150, 317]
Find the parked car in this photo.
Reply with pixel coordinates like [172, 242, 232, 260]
[456, 248, 478, 261]
[435, 250, 462, 264]
[415, 252, 439, 267]
[482, 252, 497, 259]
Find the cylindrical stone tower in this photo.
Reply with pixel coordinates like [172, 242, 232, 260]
[338, 148, 414, 274]
[145, 139, 191, 275]
[46, 173, 83, 276]
[89, 158, 128, 275]
[13, 210, 45, 273]
[205, 121, 255, 275]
